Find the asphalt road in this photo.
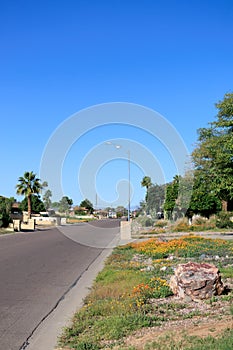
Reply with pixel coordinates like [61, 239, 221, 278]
[0, 220, 120, 350]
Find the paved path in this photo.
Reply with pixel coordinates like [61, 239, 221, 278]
[0, 220, 120, 350]
[159, 231, 233, 240]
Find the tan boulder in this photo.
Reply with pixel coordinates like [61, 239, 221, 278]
[170, 262, 224, 301]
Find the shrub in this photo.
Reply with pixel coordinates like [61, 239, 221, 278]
[192, 216, 207, 225]
[154, 219, 168, 228]
[171, 218, 190, 232]
[138, 216, 154, 227]
[216, 211, 233, 229]
[0, 209, 11, 228]
[151, 227, 166, 234]
[191, 216, 216, 231]
[132, 277, 172, 305]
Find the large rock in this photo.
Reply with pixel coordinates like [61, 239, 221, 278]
[170, 262, 224, 301]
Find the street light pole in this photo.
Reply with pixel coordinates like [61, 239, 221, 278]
[127, 150, 130, 222]
[105, 141, 131, 221]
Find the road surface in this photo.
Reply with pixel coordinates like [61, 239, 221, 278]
[0, 220, 120, 350]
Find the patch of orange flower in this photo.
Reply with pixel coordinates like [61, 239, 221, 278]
[130, 238, 188, 257]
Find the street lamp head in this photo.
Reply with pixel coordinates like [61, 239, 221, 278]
[105, 141, 121, 149]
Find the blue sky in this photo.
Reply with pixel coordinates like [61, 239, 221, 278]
[1, 0, 233, 208]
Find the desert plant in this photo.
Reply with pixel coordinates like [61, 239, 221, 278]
[154, 219, 168, 228]
[137, 216, 155, 227]
[171, 218, 190, 232]
[216, 211, 233, 229]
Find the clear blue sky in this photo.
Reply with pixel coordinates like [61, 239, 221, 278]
[1, 0, 233, 208]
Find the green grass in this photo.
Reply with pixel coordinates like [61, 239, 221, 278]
[58, 236, 233, 350]
[220, 266, 233, 278]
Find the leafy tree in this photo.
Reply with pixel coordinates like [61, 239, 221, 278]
[189, 170, 221, 218]
[20, 195, 45, 214]
[192, 93, 233, 211]
[80, 199, 94, 214]
[115, 206, 128, 217]
[58, 196, 73, 214]
[43, 189, 52, 210]
[0, 196, 15, 227]
[51, 201, 60, 209]
[16, 171, 43, 218]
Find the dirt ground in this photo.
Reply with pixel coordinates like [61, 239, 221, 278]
[115, 295, 233, 349]
[122, 315, 233, 349]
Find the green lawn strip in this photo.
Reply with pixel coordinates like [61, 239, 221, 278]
[58, 237, 233, 350]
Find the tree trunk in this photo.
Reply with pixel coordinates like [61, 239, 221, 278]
[28, 195, 32, 219]
[221, 200, 228, 212]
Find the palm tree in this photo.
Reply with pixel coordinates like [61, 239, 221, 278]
[141, 176, 152, 190]
[16, 171, 43, 219]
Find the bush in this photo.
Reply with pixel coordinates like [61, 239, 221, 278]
[138, 216, 154, 227]
[191, 215, 216, 231]
[216, 211, 233, 229]
[0, 209, 11, 228]
[171, 218, 190, 232]
[154, 219, 168, 228]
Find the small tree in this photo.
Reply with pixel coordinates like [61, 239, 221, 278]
[43, 189, 52, 210]
[0, 196, 14, 227]
[116, 206, 127, 217]
[80, 199, 94, 214]
[58, 196, 73, 215]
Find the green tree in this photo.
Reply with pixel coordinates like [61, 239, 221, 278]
[0, 196, 15, 227]
[80, 199, 94, 214]
[20, 195, 45, 214]
[43, 189, 52, 210]
[189, 171, 221, 218]
[16, 171, 43, 218]
[51, 201, 60, 209]
[115, 206, 128, 217]
[58, 196, 73, 214]
[192, 93, 233, 211]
